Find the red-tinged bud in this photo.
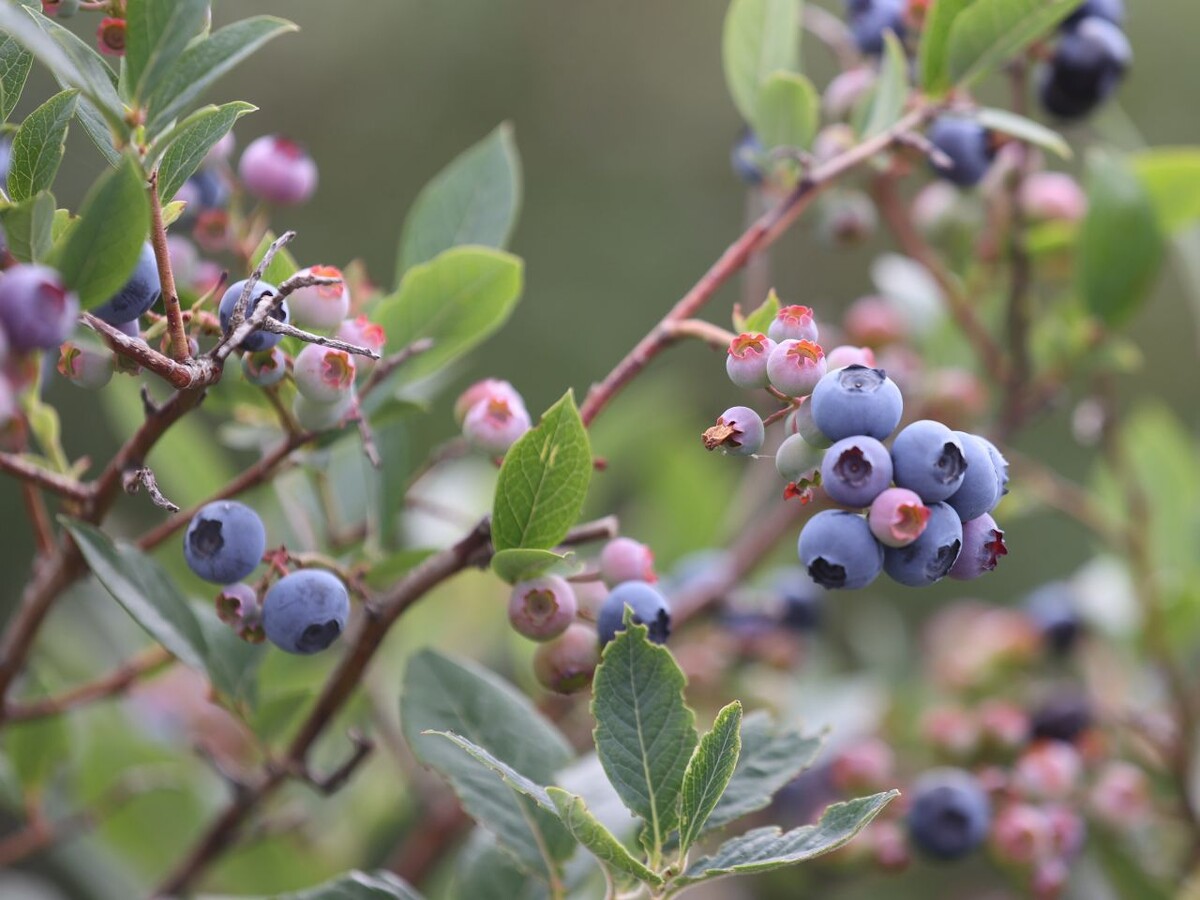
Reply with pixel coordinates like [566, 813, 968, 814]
[725, 331, 775, 389]
[97, 17, 126, 56]
[768, 304, 819, 344]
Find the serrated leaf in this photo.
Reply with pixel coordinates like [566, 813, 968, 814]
[0, 30, 33, 123]
[860, 31, 908, 137]
[976, 107, 1071, 159]
[947, 0, 1084, 88]
[425, 730, 559, 812]
[62, 519, 208, 674]
[722, 0, 801, 123]
[675, 791, 898, 885]
[51, 155, 149, 309]
[592, 622, 697, 854]
[146, 16, 298, 135]
[248, 230, 300, 288]
[125, 0, 210, 104]
[1077, 150, 1165, 327]
[491, 548, 574, 585]
[491, 390, 592, 553]
[546, 787, 662, 887]
[279, 869, 426, 900]
[704, 711, 823, 833]
[401, 649, 575, 880]
[7, 88, 76, 201]
[396, 122, 522, 282]
[678, 701, 743, 852]
[1131, 147, 1200, 235]
[375, 246, 523, 381]
[0, 189, 54, 262]
[919, 0, 971, 94]
[73, 96, 121, 166]
[153, 101, 256, 203]
[738, 288, 780, 334]
[753, 71, 817, 151]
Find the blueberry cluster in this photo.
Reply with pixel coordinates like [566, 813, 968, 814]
[183, 501, 350, 655]
[1040, 1, 1131, 120]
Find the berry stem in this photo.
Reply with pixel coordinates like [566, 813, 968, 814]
[148, 173, 192, 363]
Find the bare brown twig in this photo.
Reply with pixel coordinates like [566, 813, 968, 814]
[5, 646, 172, 722]
[0, 451, 91, 502]
[148, 173, 191, 363]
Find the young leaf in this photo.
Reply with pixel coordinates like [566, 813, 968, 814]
[753, 71, 818, 151]
[146, 16, 298, 134]
[61, 518, 209, 674]
[918, 0, 971, 95]
[860, 31, 908, 138]
[0, 30, 33, 123]
[491, 390, 592, 553]
[424, 730, 559, 813]
[678, 701, 743, 852]
[375, 246, 524, 381]
[722, 0, 801, 124]
[674, 791, 899, 885]
[153, 101, 257, 202]
[491, 547, 574, 585]
[1131, 147, 1200, 235]
[0, 189, 55, 262]
[279, 870, 426, 900]
[1077, 150, 1165, 327]
[975, 108, 1070, 159]
[592, 621, 698, 855]
[124, 0, 210, 103]
[704, 710, 823, 833]
[249, 230, 301, 287]
[396, 122, 522, 282]
[51, 155, 150, 309]
[546, 787, 663, 887]
[737, 288, 780, 334]
[946, 0, 1084, 88]
[7, 88, 77, 201]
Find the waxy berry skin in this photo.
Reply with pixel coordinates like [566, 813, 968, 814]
[335, 316, 385, 373]
[599, 537, 656, 586]
[218, 279, 289, 352]
[293, 345, 356, 404]
[454, 379, 525, 426]
[948, 513, 1008, 581]
[57, 341, 113, 389]
[797, 509, 884, 590]
[821, 435, 893, 508]
[768, 305, 819, 344]
[725, 332, 776, 389]
[883, 501, 963, 587]
[242, 348, 288, 387]
[775, 432, 824, 483]
[710, 406, 765, 456]
[790, 399, 833, 449]
[215, 583, 259, 626]
[597, 580, 671, 648]
[946, 432, 1003, 521]
[239, 136, 318, 206]
[508, 575, 577, 641]
[183, 501, 267, 585]
[462, 394, 531, 455]
[927, 116, 995, 187]
[846, 0, 905, 56]
[0, 264, 79, 351]
[907, 768, 992, 861]
[766, 339, 827, 398]
[293, 391, 354, 433]
[1039, 17, 1132, 120]
[533, 624, 600, 693]
[868, 487, 930, 548]
[891, 420, 968, 503]
[810, 365, 904, 442]
[262, 569, 350, 655]
[91, 242, 161, 326]
[288, 265, 349, 331]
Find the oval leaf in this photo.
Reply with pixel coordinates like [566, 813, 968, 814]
[546, 787, 663, 886]
[7, 88, 76, 201]
[491, 547, 575, 585]
[0, 30, 34, 123]
[678, 701, 743, 852]
[976, 107, 1071, 159]
[947, 0, 1084, 88]
[0, 189, 55, 263]
[124, 0, 210, 103]
[860, 31, 909, 138]
[919, 0, 971, 94]
[753, 71, 818, 151]
[722, 0, 800, 123]
[154, 101, 257, 203]
[1131, 147, 1200, 235]
[280, 870, 426, 900]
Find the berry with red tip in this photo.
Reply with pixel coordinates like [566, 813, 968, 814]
[830, 738, 895, 794]
[825, 345, 876, 370]
[533, 624, 600, 693]
[57, 340, 112, 389]
[704, 406, 764, 456]
[990, 803, 1053, 866]
[508, 575, 577, 641]
[948, 513, 1007, 580]
[242, 348, 287, 387]
[262, 569, 350, 655]
[725, 332, 775, 389]
[767, 304, 819, 343]
[287, 266, 349, 331]
[821, 435, 892, 508]
[906, 768, 991, 861]
[599, 537, 656, 586]
[1020, 172, 1087, 223]
[218, 279, 288, 352]
[891, 420, 967, 503]
[597, 580, 671, 647]
[97, 17, 126, 57]
[798, 509, 883, 590]
[335, 316, 385, 372]
[767, 339, 827, 397]
[1089, 761, 1150, 827]
[927, 115, 995, 187]
[239, 136, 318, 205]
[883, 501, 962, 586]
[0, 264, 78, 351]
[775, 432, 824, 483]
[868, 487, 930, 547]
[184, 501, 266, 585]
[293, 345, 356, 404]
[42, 0, 81, 17]
[463, 394, 531, 455]
[1014, 741, 1082, 800]
[453, 379, 525, 426]
[811, 365, 904, 442]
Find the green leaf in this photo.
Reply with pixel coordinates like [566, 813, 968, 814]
[753, 71, 817, 151]
[280, 870, 426, 900]
[401, 649, 576, 879]
[947, 0, 1084, 88]
[736, 288, 780, 334]
[146, 16, 298, 134]
[975, 108, 1071, 159]
[51, 155, 149, 309]
[396, 122, 522, 282]
[73, 96, 122, 166]
[705, 711, 823, 833]
[0, 189, 55, 262]
[249, 230, 300, 287]
[1077, 150, 1165, 327]
[1131, 147, 1200, 235]
[546, 787, 662, 887]
[193, 602, 264, 707]
[860, 31, 909, 137]
[454, 833, 541, 900]
[722, 0, 801, 123]
[592, 621, 697, 855]
[61, 519, 208, 674]
[678, 701, 743, 852]
[124, 0, 210, 104]
[154, 101, 256, 202]
[4, 695, 69, 790]
[0, 30, 33, 123]
[424, 730, 559, 813]
[375, 246, 524, 381]
[676, 792, 898, 885]
[919, 0, 971, 95]
[7, 88, 76, 201]
[491, 548, 574, 585]
[491, 390, 592, 553]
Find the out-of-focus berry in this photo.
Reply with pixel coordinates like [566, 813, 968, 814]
[0, 264, 78, 351]
[1030, 693, 1092, 745]
[730, 128, 765, 185]
[1013, 741, 1083, 800]
[825, 344, 876, 370]
[57, 340, 113, 389]
[463, 394, 531, 456]
[927, 116, 995, 187]
[991, 802, 1054, 867]
[239, 136, 318, 205]
[823, 67, 876, 120]
[843, 295, 906, 347]
[1020, 172, 1087, 222]
[533, 624, 599, 693]
[906, 768, 992, 860]
[454, 378, 525, 426]
[335, 316, 385, 372]
[1089, 761, 1151, 828]
[830, 737, 895, 794]
[1024, 582, 1083, 655]
[97, 17, 126, 56]
[599, 537, 656, 586]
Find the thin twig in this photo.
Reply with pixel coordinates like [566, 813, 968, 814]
[258, 318, 380, 359]
[5, 646, 172, 722]
[361, 338, 436, 396]
[0, 451, 91, 501]
[661, 319, 738, 350]
[148, 173, 191, 363]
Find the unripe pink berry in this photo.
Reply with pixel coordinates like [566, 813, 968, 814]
[1014, 741, 1082, 801]
[453, 378, 525, 426]
[818, 190, 877, 247]
[1044, 804, 1086, 858]
[766, 339, 826, 397]
[843, 296, 907, 347]
[825, 344, 876, 369]
[868, 487, 930, 547]
[921, 705, 980, 759]
[725, 332, 775, 389]
[239, 136, 318, 206]
[1089, 761, 1151, 828]
[869, 820, 910, 872]
[335, 316, 385, 373]
[813, 124, 856, 164]
[242, 348, 288, 387]
[599, 537, 656, 586]
[830, 737, 895, 794]
[991, 802, 1053, 866]
[1020, 172, 1086, 223]
[207, 131, 236, 165]
[292, 391, 354, 432]
[767, 305, 819, 343]
[533, 624, 599, 693]
[288, 266, 349, 331]
[97, 16, 125, 57]
[293, 345, 356, 404]
[978, 699, 1030, 752]
[508, 575, 577, 641]
[1031, 857, 1070, 900]
[463, 395, 531, 456]
[215, 584, 258, 626]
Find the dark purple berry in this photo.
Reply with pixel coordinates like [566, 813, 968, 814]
[0, 264, 78, 351]
[883, 501, 962, 587]
[820, 435, 893, 508]
[907, 768, 991, 860]
[928, 116, 995, 188]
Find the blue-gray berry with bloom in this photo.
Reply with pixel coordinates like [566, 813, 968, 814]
[0, 264, 79, 351]
[262, 569, 350, 654]
[184, 501, 267, 584]
[891, 420, 967, 503]
[810, 365, 903, 442]
[597, 580, 671, 648]
[821, 435, 893, 508]
[797, 509, 883, 590]
[946, 431, 1003, 521]
[883, 501, 962, 587]
[218, 279, 288, 352]
[90, 242, 161, 325]
[907, 768, 991, 860]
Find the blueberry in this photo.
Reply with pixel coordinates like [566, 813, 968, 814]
[1024, 581, 1083, 655]
[597, 580, 671, 648]
[90, 242, 162, 325]
[980, 437, 1009, 497]
[883, 501, 962, 587]
[825, 344, 876, 370]
[41, 0, 81, 18]
[215, 583, 258, 625]
[846, 0, 906, 56]
[239, 136, 318, 206]
[262, 569, 350, 654]
[725, 332, 775, 390]
[0, 264, 79, 351]
[1030, 693, 1092, 744]
[810, 365, 903, 442]
[242, 348, 288, 387]
[293, 345, 356, 404]
[462, 392, 531, 455]
[599, 537, 656, 587]
[56, 340, 112, 389]
[767, 305, 819, 344]
[906, 768, 991, 861]
[797, 509, 883, 590]
[790, 399, 833, 449]
[775, 432, 824, 483]
[533, 624, 600, 693]
[948, 513, 1008, 581]
[218, 279, 288, 352]
[508, 575, 577, 641]
[946, 432, 1002, 521]
[705, 406, 765, 456]
[183, 500, 267, 584]
[868, 486, 930, 548]
[293, 391, 355, 433]
[454, 379, 525, 426]
[288, 265, 349, 331]
[821, 435, 893, 508]
[766, 339, 827, 397]
[174, 168, 229, 219]
[1061, 0, 1125, 30]
[1039, 17, 1131, 120]
[772, 566, 825, 631]
[891, 420, 967, 503]
[335, 316, 386, 373]
[927, 116, 995, 188]
[731, 128, 765, 185]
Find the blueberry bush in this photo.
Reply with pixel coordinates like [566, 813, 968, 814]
[0, 0, 1196, 898]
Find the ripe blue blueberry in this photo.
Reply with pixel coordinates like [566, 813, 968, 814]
[1030, 693, 1092, 744]
[0, 264, 79, 351]
[883, 501, 962, 587]
[927, 116, 994, 187]
[891, 420, 967, 503]
[946, 432, 1002, 521]
[1039, 17, 1131, 120]
[725, 332, 775, 389]
[731, 128, 765, 185]
[907, 768, 991, 861]
[218, 279, 289, 352]
[810, 365, 904, 442]
[1062, 0, 1125, 29]
[175, 168, 229, 217]
[1024, 581, 1083, 655]
[820, 435, 893, 508]
[597, 580, 671, 648]
[846, 0, 906, 56]
[705, 406, 765, 456]
[773, 566, 825, 632]
[775, 432, 824, 483]
[948, 513, 1008, 581]
[90, 242, 161, 325]
[183, 501, 267, 584]
[980, 437, 1009, 497]
[262, 569, 350, 654]
[797, 510, 883, 590]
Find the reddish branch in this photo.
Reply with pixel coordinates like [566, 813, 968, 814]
[0, 452, 91, 502]
[5, 646, 172, 722]
[148, 174, 191, 363]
